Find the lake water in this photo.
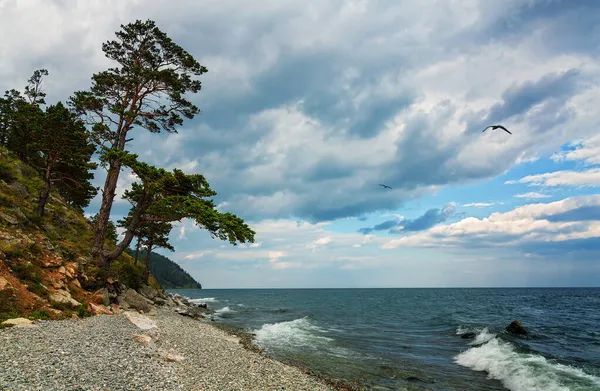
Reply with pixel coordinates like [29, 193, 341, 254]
[170, 288, 600, 391]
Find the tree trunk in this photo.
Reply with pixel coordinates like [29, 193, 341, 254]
[134, 236, 141, 264]
[92, 158, 121, 266]
[144, 242, 153, 283]
[37, 164, 52, 217]
[103, 192, 150, 264]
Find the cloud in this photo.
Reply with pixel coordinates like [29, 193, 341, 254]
[507, 169, 600, 187]
[515, 192, 551, 199]
[382, 196, 600, 259]
[1, 0, 599, 224]
[552, 134, 600, 165]
[359, 202, 457, 234]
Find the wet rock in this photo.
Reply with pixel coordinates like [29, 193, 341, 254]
[175, 306, 205, 320]
[505, 320, 528, 336]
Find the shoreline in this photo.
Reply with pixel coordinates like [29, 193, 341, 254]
[208, 321, 367, 391]
[0, 303, 364, 391]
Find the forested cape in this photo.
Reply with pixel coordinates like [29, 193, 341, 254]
[0, 19, 255, 287]
[126, 249, 202, 289]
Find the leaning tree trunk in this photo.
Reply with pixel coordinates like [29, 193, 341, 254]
[92, 158, 121, 266]
[37, 165, 52, 217]
[144, 242, 153, 283]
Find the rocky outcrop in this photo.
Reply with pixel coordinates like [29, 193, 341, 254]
[48, 289, 81, 308]
[117, 289, 152, 314]
[505, 320, 528, 336]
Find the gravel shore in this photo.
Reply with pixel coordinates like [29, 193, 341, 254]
[0, 308, 335, 391]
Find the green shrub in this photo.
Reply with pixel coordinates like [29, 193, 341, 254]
[10, 261, 41, 284]
[76, 301, 91, 317]
[27, 309, 51, 320]
[112, 261, 145, 291]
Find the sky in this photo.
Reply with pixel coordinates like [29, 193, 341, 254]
[1, 0, 600, 288]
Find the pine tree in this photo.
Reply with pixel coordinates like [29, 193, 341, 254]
[35, 102, 98, 216]
[69, 19, 208, 264]
[102, 150, 255, 267]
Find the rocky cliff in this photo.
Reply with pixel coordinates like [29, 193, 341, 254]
[0, 149, 162, 325]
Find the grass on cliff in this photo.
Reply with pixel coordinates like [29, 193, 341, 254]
[0, 147, 159, 320]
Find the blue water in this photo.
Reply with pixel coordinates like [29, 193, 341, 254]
[170, 288, 600, 391]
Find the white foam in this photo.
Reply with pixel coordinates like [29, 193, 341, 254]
[215, 306, 234, 315]
[456, 325, 482, 335]
[469, 328, 496, 346]
[237, 303, 245, 307]
[189, 297, 218, 304]
[254, 317, 333, 350]
[455, 338, 600, 391]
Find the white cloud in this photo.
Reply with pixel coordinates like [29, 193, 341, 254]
[515, 192, 551, 199]
[506, 169, 600, 187]
[383, 195, 600, 250]
[552, 134, 600, 165]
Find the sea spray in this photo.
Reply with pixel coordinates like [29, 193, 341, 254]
[455, 332, 600, 391]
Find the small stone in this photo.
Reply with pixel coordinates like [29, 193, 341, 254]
[0, 276, 10, 290]
[58, 266, 67, 275]
[132, 334, 153, 346]
[163, 353, 185, 362]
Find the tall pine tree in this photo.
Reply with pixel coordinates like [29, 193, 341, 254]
[69, 19, 208, 264]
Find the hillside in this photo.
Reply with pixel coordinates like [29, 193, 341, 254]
[0, 148, 159, 323]
[126, 249, 202, 289]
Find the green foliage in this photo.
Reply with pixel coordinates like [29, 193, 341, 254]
[69, 19, 207, 141]
[36, 101, 98, 216]
[103, 149, 255, 264]
[87, 214, 118, 242]
[76, 300, 92, 317]
[68, 19, 208, 261]
[128, 249, 202, 289]
[27, 309, 51, 320]
[8, 260, 43, 293]
[110, 259, 145, 291]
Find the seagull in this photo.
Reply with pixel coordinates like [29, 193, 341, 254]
[482, 125, 512, 135]
[379, 184, 392, 189]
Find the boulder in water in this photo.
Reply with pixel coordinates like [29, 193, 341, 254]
[505, 320, 527, 336]
[460, 332, 477, 339]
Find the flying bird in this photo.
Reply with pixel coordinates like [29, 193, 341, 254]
[379, 184, 392, 189]
[482, 125, 512, 135]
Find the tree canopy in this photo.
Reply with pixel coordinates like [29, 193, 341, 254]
[102, 149, 255, 265]
[69, 19, 209, 262]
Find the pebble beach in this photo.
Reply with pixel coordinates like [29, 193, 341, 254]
[0, 308, 335, 391]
